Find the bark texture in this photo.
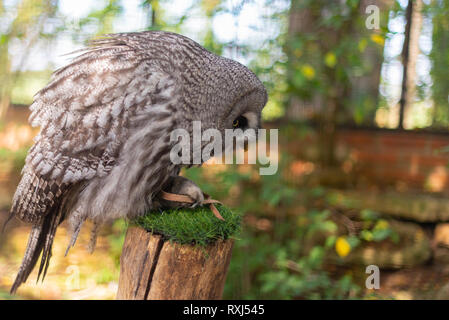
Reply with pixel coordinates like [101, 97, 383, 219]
[116, 226, 234, 300]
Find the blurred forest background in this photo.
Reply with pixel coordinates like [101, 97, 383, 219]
[1, 0, 449, 300]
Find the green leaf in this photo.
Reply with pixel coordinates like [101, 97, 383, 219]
[325, 235, 337, 248]
[371, 228, 392, 242]
[346, 236, 361, 249]
[360, 209, 380, 221]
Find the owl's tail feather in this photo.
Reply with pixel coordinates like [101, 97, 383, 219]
[10, 205, 63, 294]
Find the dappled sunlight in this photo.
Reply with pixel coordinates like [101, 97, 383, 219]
[425, 165, 448, 192]
[0, 124, 36, 151]
[375, 105, 400, 129]
[0, 0, 448, 301]
[0, 221, 123, 300]
[290, 160, 315, 177]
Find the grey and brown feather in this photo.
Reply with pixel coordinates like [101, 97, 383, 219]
[8, 31, 267, 293]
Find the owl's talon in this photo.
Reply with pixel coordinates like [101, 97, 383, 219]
[190, 198, 204, 208]
[158, 175, 204, 209]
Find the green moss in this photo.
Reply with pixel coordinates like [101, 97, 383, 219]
[134, 204, 241, 247]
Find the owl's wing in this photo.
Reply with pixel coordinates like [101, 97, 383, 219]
[9, 34, 181, 294]
[11, 36, 177, 223]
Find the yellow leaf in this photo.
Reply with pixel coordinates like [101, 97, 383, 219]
[301, 64, 315, 80]
[370, 34, 385, 46]
[374, 219, 389, 230]
[362, 230, 373, 241]
[202, 0, 221, 14]
[335, 236, 351, 258]
[325, 52, 337, 68]
[358, 38, 368, 52]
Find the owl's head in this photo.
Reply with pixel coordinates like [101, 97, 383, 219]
[142, 31, 268, 163]
[189, 56, 268, 162]
[217, 62, 268, 133]
[209, 56, 267, 132]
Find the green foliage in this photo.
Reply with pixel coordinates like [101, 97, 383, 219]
[286, 0, 389, 125]
[358, 215, 400, 244]
[0, 288, 20, 300]
[77, 0, 123, 36]
[184, 156, 404, 299]
[224, 206, 363, 299]
[0, 147, 28, 171]
[260, 174, 298, 207]
[134, 204, 241, 247]
[0, 0, 60, 115]
[107, 219, 128, 267]
[10, 70, 52, 105]
[185, 159, 362, 299]
[95, 267, 117, 285]
[257, 209, 361, 300]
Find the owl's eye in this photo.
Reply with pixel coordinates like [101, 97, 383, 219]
[232, 115, 248, 129]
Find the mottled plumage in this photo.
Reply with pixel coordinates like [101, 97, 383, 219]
[8, 31, 267, 293]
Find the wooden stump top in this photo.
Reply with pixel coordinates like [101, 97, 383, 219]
[117, 205, 240, 300]
[117, 226, 235, 300]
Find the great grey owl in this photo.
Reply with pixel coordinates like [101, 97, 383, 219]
[7, 31, 267, 293]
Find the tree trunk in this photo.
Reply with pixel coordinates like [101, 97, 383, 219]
[399, 0, 423, 129]
[350, 0, 393, 126]
[285, 0, 320, 121]
[116, 226, 234, 300]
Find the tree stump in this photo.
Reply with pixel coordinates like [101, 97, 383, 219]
[116, 226, 234, 300]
